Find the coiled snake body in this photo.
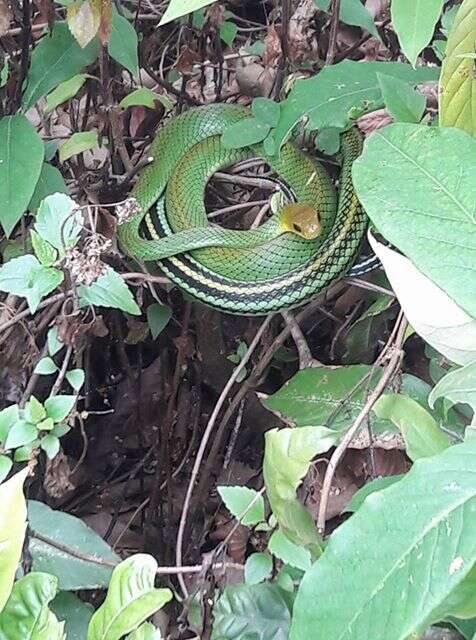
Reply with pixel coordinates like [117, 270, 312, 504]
[118, 104, 366, 315]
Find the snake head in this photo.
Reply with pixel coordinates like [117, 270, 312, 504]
[279, 203, 322, 240]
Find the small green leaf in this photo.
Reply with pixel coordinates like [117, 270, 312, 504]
[377, 73, 426, 123]
[31, 230, 58, 267]
[79, 267, 141, 315]
[14, 442, 38, 462]
[221, 118, 270, 149]
[34, 357, 59, 375]
[45, 73, 90, 113]
[0, 255, 64, 313]
[146, 303, 171, 339]
[36, 193, 82, 253]
[44, 395, 76, 423]
[220, 20, 237, 46]
[0, 59, 8, 87]
[47, 326, 64, 357]
[41, 434, 61, 459]
[429, 361, 476, 426]
[0, 405, 20, 443]
[66, 369, 85, 391]
[25, 397, 47, 424]
[268, 529, 312, 572]
[217, 486, 265, 526]
[0, 469, 31, 610]
[314, 0, 379, 38]
[59, 131, 99, 163]
[159, 0, 218, 25]
[315, 127, 341, 155]
[244, 553, 273, 585]
[391, 0, 445, 66]
[252, 98, 281, 128]
[87, 554, 172, 640]
[37, 418, 55, 432]
[373, 393, 451, 460]
[0, 455, 13, 484]
[108, 12, 138, 74]
[0, 115, 45, 237]
[119, 88, 172, 111]
[5, 421, 38, 449]
[51, 424, 71, 438]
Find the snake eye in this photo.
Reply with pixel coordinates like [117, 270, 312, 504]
[293, 223, 302, 233]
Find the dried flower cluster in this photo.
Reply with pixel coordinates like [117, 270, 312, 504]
[116, 197, 142, 225]
[63, 235, 112, 286]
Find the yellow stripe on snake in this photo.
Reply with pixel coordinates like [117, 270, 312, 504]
[118, 103, 366, 315]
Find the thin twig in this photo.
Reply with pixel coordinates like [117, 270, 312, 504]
[281, 310, 318, 369]
[325, 0, 341, 65]
[0, 293, 69, 335]
[175, 315, 274, 597]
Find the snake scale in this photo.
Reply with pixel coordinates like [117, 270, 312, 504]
[118, 103, 367, 315]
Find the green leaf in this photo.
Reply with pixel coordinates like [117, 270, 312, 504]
[273, 60, 438, 148]
[146, 303, 171, 339]
[25, 396, 46, 424]
[245, 553, 273, 585]
[0, 406, 19, 443]
[119, 88, 172, 110]
[0, 468, 29, 612]
[268, 529, 312, 572]
[353, 124, 476, 320]
[377, 73, 426, 123]
[14, 442, 39, 462]
[40, 434, 60, 459]
[222, 118, 270, 149]
[28, 500, 120, 590]
[5, 421, 38, 449]
[79, 267, 141, 315]
[126, 622, 161, 639]
[0, 60, 8, 88]
[314, 0, 379, 38]
[0, 115, 44, 236]
[87, 554, 172, 640]
[44, 395, 76, 422]
[51, 592, 94, 640]
[373, 393, 451, 461]
[315, 127, 341, 154]
[217, 486, 265, 526]
[66, 369, 85, 391]
[0, 255, 64, 313]
[440, 568, 476, 620]
[264, 427, 335, 554]
[345, 475, 404, 512]
[429, 361, 476, 424]
[220, 20, 237, 46]
[0, 456, 13, 484]
[108, 12, 138, 74]
[59, 131, 99, 162]
[47, 327, 64, 357]
[391, 0, 445, 66]
[159, 0, 217, 25]
[252, 98, 281, 128]
[449, 616, 476, 639]
[0, 572, 62, 639]
[368, 235, 476, 367]
[290, 439, 476, 640]
[37, 418, 54, 432]
[213, 583, 291, 640]
[22, 23, 99, 110]
[439, 0, 476, 136]
[31, 230, 58, 267]
[36, 193, 82, 253]
[34, 357, 58, 375]
[45, 74, 89, 114]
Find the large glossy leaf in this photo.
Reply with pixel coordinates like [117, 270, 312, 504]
[51, 592, 94, 640]
[87, 554, 172, 640]
[367, 235, 476, 366]
[429, 361, 476, 426]
[353, 124, 476, 320]
[0, 572, 64, 639]
[0, 115, 44, 236]
[263, 427, 335, 553]
[391, 0, 445, 66]
[290, 439, 476, 640]
[272, 61, 438, 148]
[439, 0, 476, 136]
[27, 500, 120, 590]
[212, 583, 291, 640]
[159, 0, 217, 25]
[0, 468, 29, 613]
[22, 23, 99, 110]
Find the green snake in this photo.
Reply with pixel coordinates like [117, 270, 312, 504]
[118, 103, 366, 315]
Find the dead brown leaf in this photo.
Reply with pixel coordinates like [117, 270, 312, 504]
[0, 0, 12, 36]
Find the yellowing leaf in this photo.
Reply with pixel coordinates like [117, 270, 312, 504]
[67, 0, 100, 48]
